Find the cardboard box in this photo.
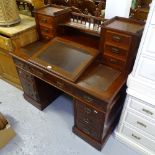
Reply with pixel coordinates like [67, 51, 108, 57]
[0, 124, 16, 149]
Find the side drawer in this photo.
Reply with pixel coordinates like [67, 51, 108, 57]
[0, 35, 13, 51]
[125, 112, 155, 137]
[121, 125, 155, 152]
[17, 68, 39, 101]
[76, 120, 101, 141]
[104, 44, 128, 60]
[75, 100, 104, 129]
[13, 58, 73, 95]
[129, 96, 155, 120]
[40, 25, 55, 37]
[103, 55, 126, 71]
[38, 14, 54, 27]
[40, 34, 54, 41]
[105, 31, 132, 49]
[75, 89, 107, 112]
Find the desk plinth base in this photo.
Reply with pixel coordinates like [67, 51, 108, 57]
[73, 126, 102, 150]
[73, 115, 119, 151]
[23, 94, 49, 110]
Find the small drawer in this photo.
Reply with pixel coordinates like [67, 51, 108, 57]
[125, 112, 155, 137]
[38, 14, 54, 27]
[104, 44, 128, 60]
[76, 120, 100, 140]
[55, 79, 72, 93]
[75, 89, 107, 112]
[105, 31, 132, 49]
[129, 96, 155, 121]
[0, 35, 13, 51]
[41, 34, 54, 41]
[30, 65, 71, 92]
[103, 55, 125, 71]
[76, 100, 104, 120]
[40, 25, 54, 36]
[19, 76, 40, 101]
[121, 125, 155, 152]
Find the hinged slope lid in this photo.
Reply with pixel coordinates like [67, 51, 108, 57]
[29, 37, 99, 82]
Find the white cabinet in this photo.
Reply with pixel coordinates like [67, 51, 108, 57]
[142, 26, 155, 57]
[136, 56, 155, 82]
[115, 1, 155, 154]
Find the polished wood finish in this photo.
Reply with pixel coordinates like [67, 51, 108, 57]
[11, 7, 144, 150]
[16, 67, 61, 110]
[33, 5, 71, 41]
[100, 17, 144, 74]
[29, 37, 98, 82]
[11, 40, 126, 150]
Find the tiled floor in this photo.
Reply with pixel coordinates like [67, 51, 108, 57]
[0, 79, 141, 155]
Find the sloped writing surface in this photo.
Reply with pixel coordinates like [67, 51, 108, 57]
[37, 42, 92, 73]
[29, 38, 98, 82]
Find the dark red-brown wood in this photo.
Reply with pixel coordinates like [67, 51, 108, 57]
[10, 8, 144, 151]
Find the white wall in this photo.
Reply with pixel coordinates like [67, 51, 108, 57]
[105, 0, 133, 19]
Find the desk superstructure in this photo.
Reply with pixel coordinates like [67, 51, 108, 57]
[11, 5, 144, 150]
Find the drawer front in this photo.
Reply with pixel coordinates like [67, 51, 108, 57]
[14, 58, 73, 95]
[17, 67, 33, 81]
[125, 112, 155, 137]
[75, 100, 104, 128]
[103, 55, 125, 71]
[17, 68, 39, 101]
[38, 14, 54, 27]
[29, 66, 73, 94]
[121, 125, 155, 152]
[76, 120, 100, 140]
[129, 97, 155, 120]
[75, 89, 107, 112]
[54, 79, 73, 94]
[105, 31, 132, 49]
[0, 35, 13, 51]
[104, 44, 128, 60]
[40, 25, 54, 36]
[41, 34, 54, 41]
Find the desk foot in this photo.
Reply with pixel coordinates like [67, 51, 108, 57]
[23, 94, 47, 110]
[72, 126, 102, 151]
[72, 122, 117, 151]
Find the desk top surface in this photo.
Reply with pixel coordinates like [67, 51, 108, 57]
[11, 37, 126, 103]
[104, 17, 144, 34]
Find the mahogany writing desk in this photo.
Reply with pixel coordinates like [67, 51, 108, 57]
[11, 6, 144, 151]
[11, 37, 126, 150]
